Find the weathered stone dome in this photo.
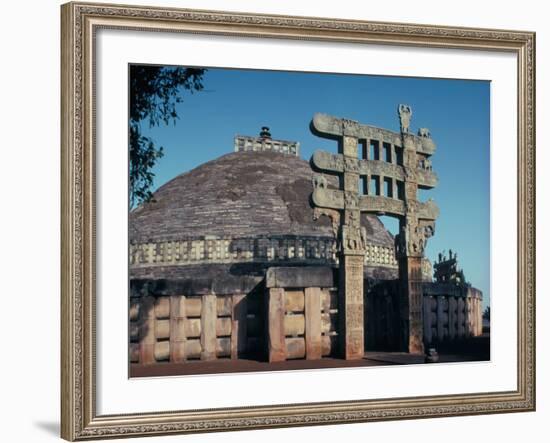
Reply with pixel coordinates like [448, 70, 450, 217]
[129, 150, 397, 280]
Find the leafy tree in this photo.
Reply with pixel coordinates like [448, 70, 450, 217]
[130, 65, 206, 208]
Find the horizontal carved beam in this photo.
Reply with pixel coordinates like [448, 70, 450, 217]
[418, 199, 440, 220]
[312, 150, 438, 188]
[359, 195, 405, 216]
[312, 113, 402, 142]
[312, 188, 345, 210]
[311, 113, 436, 156]
[313, 187, 439, 221]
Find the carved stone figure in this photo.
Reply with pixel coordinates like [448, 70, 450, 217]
[341, 118, 359, 135]
[398, 104, 412, 133]
[404, 220, 435, 256]
[395, 224, 407, 257]
[343, 156, 359, 173]
[344, 192, 359, 209]
[345, 210, 360, 228]
[342, 225, 364, 253]
[360, 226, 368, 250]
[421, 221, 435, 240]
[418, 127, 431, 138]
[313, 207, 340, 237]
[312, 174, 327, 189]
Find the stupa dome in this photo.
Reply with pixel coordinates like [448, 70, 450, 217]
[129, 150, 397, 280]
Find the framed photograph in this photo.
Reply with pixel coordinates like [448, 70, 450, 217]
[61, 1, 535, 440]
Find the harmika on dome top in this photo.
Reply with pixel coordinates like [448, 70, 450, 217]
[129, 149, 398, 279]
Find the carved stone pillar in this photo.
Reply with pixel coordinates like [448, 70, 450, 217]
[339, 135, 365, 360]
[397, 112, 426, 355]
[339, 253, 365, 359]
[398, 255, 425, 354]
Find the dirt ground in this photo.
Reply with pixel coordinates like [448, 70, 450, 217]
[130, 334, 490, 378]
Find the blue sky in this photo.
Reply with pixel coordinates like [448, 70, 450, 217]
[137, 67, 490, 308]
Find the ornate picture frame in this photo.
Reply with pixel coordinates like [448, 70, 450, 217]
[61, 1, 535, 440]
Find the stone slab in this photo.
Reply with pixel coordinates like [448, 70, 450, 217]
[265, 266, 335, 289]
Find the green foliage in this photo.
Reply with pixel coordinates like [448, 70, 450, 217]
[129, 65, 205, 208]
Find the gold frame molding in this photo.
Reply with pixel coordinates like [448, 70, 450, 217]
[60, 1, 536, 440]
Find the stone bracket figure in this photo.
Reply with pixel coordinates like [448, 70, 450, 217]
[313, 207, 340, 238]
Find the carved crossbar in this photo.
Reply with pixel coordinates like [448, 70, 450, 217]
[311, 112, 436, 156]
[311, 188, 439, 220]
[312, 150, 438, 189]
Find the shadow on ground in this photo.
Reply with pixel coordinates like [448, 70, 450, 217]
[34, 421, 59, 437]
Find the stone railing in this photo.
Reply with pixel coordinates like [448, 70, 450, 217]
[234, 134, 300, 156]
[365, 281, 484, 350]
[364, 243, 398, 268]
[130, 236, 398, 269]
[423, 286, 483, 344]
[265, 267, 338, 362]
[129, 289, 262, 364]
[130, 268, 484, 366]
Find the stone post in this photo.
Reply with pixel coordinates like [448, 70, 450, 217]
[339, 253, 365, 359]
[305, 287, 322, 360]
[457, 297, 465, 339]
[200, 294, 217, 361]
[268, 287, 286, 362]
[169, 295, 187, 363]
[339, 134, 365, 360]
[231, 294, 247, 359]
[398, 255, 425, 353]
[139, 296, 156, 364]
[423, 296, 432, 345]
[464, 295, 471, 337]
[448, 296, 457, 341]
[475, 296, 481, 336]
[397, 112, 426, 355]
